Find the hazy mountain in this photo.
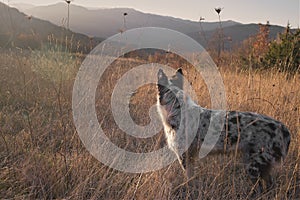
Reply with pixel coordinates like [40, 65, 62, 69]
[189, 23, 287, 48]
[10, 3, 35, 11]
[2, 2, 289, 51]
[0, 2, 101, 51]
[22, 3, 240, 39]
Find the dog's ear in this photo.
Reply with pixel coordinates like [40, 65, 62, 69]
[157, 69, 168, 86]
[176, 68, 183, 76]
[171, 68, 183, 89]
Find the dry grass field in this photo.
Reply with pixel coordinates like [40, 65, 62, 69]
[0, 47, 299, 199]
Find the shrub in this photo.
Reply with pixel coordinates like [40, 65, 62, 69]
[263, 26, 300, 74]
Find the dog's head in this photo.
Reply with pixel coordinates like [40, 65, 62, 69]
[157, 68, 184, 129]
[157, 68, 183, 105]
[157, 68, 183, 89]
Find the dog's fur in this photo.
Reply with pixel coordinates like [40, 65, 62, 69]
[157, 68, 291, 192]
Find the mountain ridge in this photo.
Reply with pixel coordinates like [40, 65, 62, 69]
[19, 3, 241, 39]
[0, 2, 101, 51]
[3, 2, 291, 51]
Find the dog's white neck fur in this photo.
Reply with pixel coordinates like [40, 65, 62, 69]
[157, 95, 174, 145]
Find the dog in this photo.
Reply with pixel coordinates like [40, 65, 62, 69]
[156, 68, 291, 193]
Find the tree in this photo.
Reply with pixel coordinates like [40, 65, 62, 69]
[263, 25, 300, 74]
[238, 23, 271, 70]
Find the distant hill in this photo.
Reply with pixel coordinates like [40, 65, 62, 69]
[4, 2, 290, 51]
[20, 3, 240, 39]
[189, 23, 287, 49]
[0, 2, 102, 52]
[10, 3, 35, 11]
[17, 3, 290, 49]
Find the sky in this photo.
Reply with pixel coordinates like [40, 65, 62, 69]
[6, 0, 300, 27]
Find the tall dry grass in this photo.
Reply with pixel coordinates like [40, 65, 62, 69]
[0, 48, 299, 199]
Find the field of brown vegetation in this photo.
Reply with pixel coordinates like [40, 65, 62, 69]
[0, 44, 299, 200]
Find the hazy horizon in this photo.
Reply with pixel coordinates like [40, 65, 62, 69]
[5, 0, 300, 27]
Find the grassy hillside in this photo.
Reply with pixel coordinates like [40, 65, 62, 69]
[0, 46, 299, 199]
[0, 2, 299, 198]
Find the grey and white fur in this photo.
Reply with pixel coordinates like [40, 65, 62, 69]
[157, 68, 291, 193]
